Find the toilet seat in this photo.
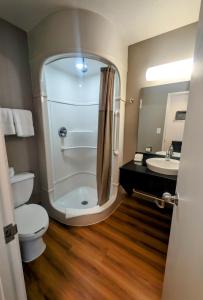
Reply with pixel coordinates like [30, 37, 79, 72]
[15, 204, 49, 241]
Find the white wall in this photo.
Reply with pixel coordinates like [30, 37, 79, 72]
[44, 65, 78, 101]
[44, 64, 100, 200]
[48, 102, 98, 199]
[44, 64, 102, 103]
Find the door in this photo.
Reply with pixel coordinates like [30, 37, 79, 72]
[162, 2, 203, 299]
[0, 129, 27, 300]
[162, 91, 189, 151]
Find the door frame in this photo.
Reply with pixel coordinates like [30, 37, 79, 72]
[162, 1, 203, 298]
[0, 129, 27, 300]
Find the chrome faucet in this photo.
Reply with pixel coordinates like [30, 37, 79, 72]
[165, 144, 174, 161]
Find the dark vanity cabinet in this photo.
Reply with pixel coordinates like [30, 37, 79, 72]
[120, 154, 177, 198]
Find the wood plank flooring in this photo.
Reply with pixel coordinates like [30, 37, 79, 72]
[23, 192, 172, 300]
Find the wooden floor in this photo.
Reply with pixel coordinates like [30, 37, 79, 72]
[23, 193, 172, 300]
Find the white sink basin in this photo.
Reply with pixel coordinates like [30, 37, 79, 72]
[146, 157, 179, 175]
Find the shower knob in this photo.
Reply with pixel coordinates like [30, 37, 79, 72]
[58, 127, 67, 137]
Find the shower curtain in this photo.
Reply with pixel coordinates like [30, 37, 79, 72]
[97, 66, 115, 206]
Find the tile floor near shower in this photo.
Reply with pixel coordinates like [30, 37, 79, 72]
[24, 191, 172, 300]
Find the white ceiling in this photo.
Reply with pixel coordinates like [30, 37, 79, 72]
[0, 0, 201, 45]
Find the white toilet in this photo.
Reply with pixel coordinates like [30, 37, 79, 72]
[10, 172, 49, 263]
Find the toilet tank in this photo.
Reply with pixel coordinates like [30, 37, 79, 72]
[10, 173, 34, 208]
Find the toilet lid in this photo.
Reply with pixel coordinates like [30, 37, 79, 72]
[15, 204, 49, 236]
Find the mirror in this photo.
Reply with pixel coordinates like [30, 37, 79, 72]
[137, 81, 190, 158]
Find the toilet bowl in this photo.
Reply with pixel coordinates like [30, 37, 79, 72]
[10, 172, 49, 262]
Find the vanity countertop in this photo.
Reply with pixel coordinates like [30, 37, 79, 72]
[120, 160, 177, 181]
[120, 154, 177, 197]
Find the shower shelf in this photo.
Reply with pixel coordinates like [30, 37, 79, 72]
[61, 146, 97, 151]
[69, 130, 94, 133]
[48, 99, 99, 106]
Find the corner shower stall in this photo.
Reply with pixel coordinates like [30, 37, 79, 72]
[42, 56, 120, 225]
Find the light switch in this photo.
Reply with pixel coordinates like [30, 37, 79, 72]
[156, 128, 161, 134]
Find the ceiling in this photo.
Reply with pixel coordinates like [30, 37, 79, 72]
[0, 0, 201, 45]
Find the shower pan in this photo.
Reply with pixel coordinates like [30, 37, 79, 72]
[41, 55, 121, 225]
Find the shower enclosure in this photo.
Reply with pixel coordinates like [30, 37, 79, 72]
[41, 56, 120, 225]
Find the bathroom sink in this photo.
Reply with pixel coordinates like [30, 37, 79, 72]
[146, 158, 179, 175]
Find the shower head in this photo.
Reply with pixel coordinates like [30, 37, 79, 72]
[81, 65, 88, 73]
[76, 58, 88, 74]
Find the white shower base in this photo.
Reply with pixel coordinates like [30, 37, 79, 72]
[52, 173, 99, 217]
[53, 186, 98, 210]
[47, 173, 119, 222]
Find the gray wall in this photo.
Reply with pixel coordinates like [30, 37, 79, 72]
[137, 82, 190, 153]
[124, 23, 197, 162]
[0, 18, 39, 194]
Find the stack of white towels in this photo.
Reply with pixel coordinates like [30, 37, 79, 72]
[0, 108, 34, 137]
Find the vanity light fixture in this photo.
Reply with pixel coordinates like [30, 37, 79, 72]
[146, 58, 193, 82]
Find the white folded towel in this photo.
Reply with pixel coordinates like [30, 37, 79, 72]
[0, 108, 16, 135]
[12, 109, 34, 137]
